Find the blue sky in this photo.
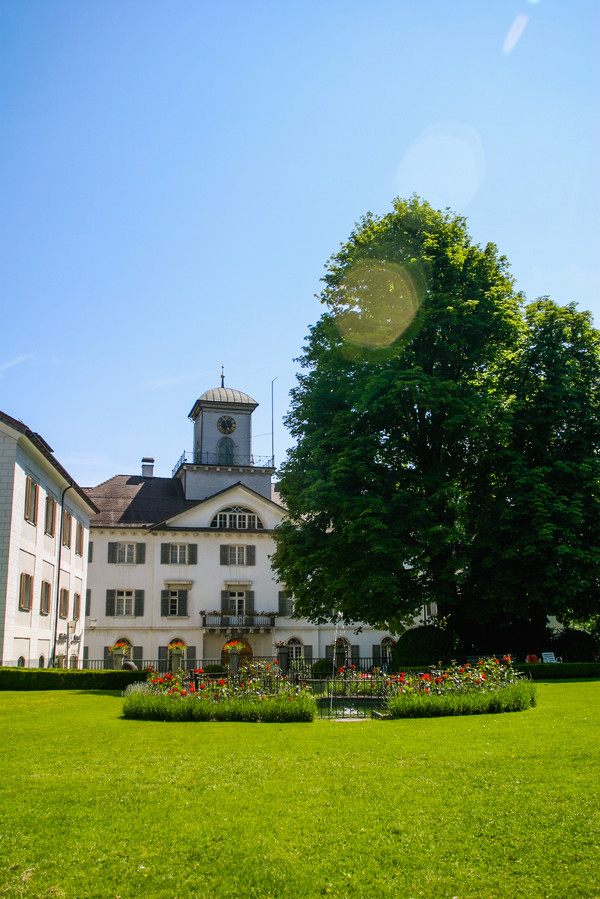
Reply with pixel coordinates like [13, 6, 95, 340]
[1, 0, 598, 487]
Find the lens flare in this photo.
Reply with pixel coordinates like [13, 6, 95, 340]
[503, 14, 529, 53]
[333, 260, 425, 348]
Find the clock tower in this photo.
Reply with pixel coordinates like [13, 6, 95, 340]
[172, 385, 275, 501]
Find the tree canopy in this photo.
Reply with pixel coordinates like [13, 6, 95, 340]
[271, 197, 600, 652]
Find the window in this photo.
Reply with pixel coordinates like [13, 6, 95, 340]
[229, 591, 246, 615]
[116, 590, 133, 616]
[108, 542, 146, 564]
[44, 496, 56, 536]
[170, 544, 187, 564]
[381, 637, 395, 666]
[160, 589, 188, 617]
[75, 522, 84, 556]
[229, 546, 246, 565]
[210, 506, 264, 529]
[220, 544, 256, 565]
[19, 573, 33, 611]
[288, 638, 303, 660]
[117, 543, 134, 564]
[62, 510, 72, 548]
[59, 588, 69, 619]
[40, 580, 51, 616]
[73, 592, 81, 620]
[105, 590, 144, 617]
[24, 477, 38, 524]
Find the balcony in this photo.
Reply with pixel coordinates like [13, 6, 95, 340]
[200, 612, 276, 632]
[173, 450, 275, 477]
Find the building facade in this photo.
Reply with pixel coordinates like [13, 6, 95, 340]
[0, 411, 97, 667]
[83, 386, 397, 669]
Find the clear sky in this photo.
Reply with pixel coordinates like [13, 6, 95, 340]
[1, 0, 598, 488]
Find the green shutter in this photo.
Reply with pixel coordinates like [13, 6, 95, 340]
[133, 646, 143, 663]
[177, 590, 188, 616]
[85, 589, 91, 617]
[246, 545, 256, 565]
[161, 544, 170, 564]
[107, 543, 117, 563]
[245, 591, 254, 615]
[278, 591, 287, 616]
[372, 644, 381, 666]
[220, 545, 228, 565]
[304, 645, 313, 662]
[187, 646, 197, 669]
[135, 543, 146, 564]
[103, 646, 113, 670]
[158, 646, 168, 673]
[351, 645, 360, 663]
[88, 541, 93, 563]
[105, 590, 116, 616]
[161, 590, 170, 617]
[134, 590, 144, 617]
[325, 645, 334, 661]
[188, 544, 197, 565]
[221, 590, 229, 613]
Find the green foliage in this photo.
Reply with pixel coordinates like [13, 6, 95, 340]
[272, 196, 600, 647]
[515, 662, 600, 679]
[390, 625, 457, 667]
[385, 680, 536, 718]
[122, 660, 317, 722]
[550, 629, 598, 662]
[0, 666, 143, 691]
[311, 658, 335, 676]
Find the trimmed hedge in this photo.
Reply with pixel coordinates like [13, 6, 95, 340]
[122, 690, 317, 722]
[515, 662, 600, 680]
[0, 667, 145, 691]
[385, 680, 537, 718]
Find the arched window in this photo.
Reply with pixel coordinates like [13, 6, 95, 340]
[210, 506, 264, 530]
[381, 637, 395, 666]
[287, 638, 303, 660]
[217, 437, 234, 464]
[38, 655, 45, 669]
[17, 656, 25, 668]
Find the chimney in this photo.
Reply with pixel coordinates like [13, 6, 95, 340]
[141, 457, 155, 479]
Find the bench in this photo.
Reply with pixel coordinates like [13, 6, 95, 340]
[541, 652, 562, 664]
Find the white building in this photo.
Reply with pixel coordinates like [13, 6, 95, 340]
[0, 410, 97, 668]
[83, 385, 396, 670]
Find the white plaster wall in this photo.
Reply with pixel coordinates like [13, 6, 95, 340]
[0, 425, 92, 666]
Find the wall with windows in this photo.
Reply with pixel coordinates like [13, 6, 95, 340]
[0, 417, 93, 667]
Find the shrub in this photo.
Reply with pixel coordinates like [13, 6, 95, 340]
[385, 680, 537, 718]
[311, 658, 334, 677]
[0, 667, 144, 691]
[390, 625, 457, 668]
[550, 629, 598, 662]
[515, 662, 600, 680]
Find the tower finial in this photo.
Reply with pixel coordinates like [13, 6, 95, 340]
[221, 365, 225, 388]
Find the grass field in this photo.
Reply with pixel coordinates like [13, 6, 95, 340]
[0, 682, 598, 899]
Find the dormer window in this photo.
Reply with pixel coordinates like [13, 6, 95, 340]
[210, 506, 264, 529]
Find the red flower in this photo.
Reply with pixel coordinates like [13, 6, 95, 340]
[350, 664, 355, 669]
[200, 684, 205, 690]
[240, 682, 245, 688]
[218, 679, 225, 687]
[189, 685, 196, 693]
[266, 664, 270, 670]
[273, 660, 278, 665]
[181, 690, 187, 696]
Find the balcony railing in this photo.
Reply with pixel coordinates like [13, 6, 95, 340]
[173, 451, 275, 477]
[201, 612, 276, 629]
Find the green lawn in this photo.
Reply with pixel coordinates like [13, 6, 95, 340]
[0, 683, 598, 899]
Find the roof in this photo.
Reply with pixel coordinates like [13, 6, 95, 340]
[84, 475, 195, 527]
[0, 409, 98, 515]
[188, 386, 258, 420]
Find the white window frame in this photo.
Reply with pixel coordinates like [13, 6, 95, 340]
[116, 590, 134, 616]
[117, 543, 135, 564]
[170, 544, 188, 565]
[228, 545, 246, 565]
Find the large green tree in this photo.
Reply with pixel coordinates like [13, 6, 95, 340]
[272, 197, 600, 650]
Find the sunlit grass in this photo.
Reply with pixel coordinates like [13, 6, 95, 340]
[0, 682, 599, 898]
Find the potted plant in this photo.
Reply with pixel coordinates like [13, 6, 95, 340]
[168, 642, 186, 671]
[109, 642, 129, 668]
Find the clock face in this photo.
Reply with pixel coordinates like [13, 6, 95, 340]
[217, 415, 236, 435]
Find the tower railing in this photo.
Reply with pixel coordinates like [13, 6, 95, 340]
[172, 451, 275, 477]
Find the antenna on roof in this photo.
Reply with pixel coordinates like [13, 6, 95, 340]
[221, 365, 225, 388]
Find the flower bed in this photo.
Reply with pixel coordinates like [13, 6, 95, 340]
[384, 657, 537, 718]
[122, 660, 316, 723]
